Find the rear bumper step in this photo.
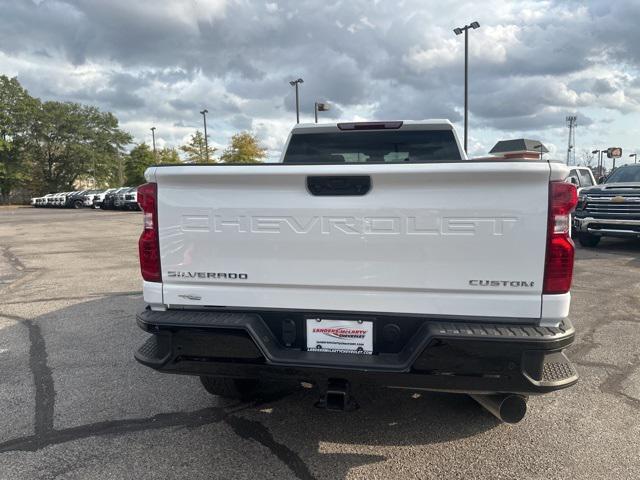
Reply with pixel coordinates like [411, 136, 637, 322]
[135, 308, 577, 395]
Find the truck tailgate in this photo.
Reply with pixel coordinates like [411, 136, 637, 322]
[151, 162, 551, 320]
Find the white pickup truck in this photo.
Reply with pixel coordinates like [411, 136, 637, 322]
[134, 120, 578, 423]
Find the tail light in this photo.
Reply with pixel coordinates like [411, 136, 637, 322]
[543, 181, 578, 294]
[137, 182, 161, 282]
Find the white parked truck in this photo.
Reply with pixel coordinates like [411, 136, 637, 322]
[134, 120, 578, 423]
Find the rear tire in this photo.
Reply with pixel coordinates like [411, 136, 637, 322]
[73, 200, 84, 209]
[578, 232, 601, 247]
[199, 376, 260, 400]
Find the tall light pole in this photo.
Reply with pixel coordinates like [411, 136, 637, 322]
[453, 21, 480, 154]
[200, 109, 209, 162]
[289, 78, 304, 123]
[314, 102, 329, 123]
[630, 153, 637, 164]
[565, 116, 577, 166]
[150, 127, 156, 158]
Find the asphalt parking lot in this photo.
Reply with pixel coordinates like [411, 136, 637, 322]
[0, 207, 639, 480]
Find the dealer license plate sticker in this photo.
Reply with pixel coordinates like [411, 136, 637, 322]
[306, 318, 373, 355]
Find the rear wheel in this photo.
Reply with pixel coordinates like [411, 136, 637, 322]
[73, 199, 84, 209]
[199, 376, 260, 400]
[578, 232, 600, 247]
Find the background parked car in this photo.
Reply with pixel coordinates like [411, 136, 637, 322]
[31, 187, 138, 210]
[123, 187, 140, 211]
[101, 187, 128, 210]
[113, 188, 128, 209]
[113, 187, 139, 210]
[573, 163, 640, 247]
[567, 166, 596, 191]
[49, 193, 66, 207]
[62, 190, 90, 209]
[82, 189, 104, 208]
[31, 194, 52, 207]
[50, 193, 61, 207]
[36, 194, 51, 207]
[39, 194, 55, 207]
[65, 189, 100, 208]
[92, 188, 117, 209]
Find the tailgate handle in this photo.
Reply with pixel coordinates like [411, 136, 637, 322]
[307, 176, 371, 196]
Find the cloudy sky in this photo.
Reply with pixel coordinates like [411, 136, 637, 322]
[1, 0, 639, 165]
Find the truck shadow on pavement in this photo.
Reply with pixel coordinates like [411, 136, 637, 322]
[0, 294, 499, 479]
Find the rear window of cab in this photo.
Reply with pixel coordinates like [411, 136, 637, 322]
[283, 130, 462, 164]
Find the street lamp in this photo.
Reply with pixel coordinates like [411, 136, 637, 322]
[150, 127, 157, 157]
[592, 149, 606, 177]
[592, 149, 602, 176]
[453, 21, 480, 154]
[200, 109, 209, 162]
[289, 78, 304, 123]
[630, 153, 637, 164]
[314, 102, 329, 123]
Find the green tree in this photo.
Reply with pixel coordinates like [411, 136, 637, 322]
[0, 75, 39, 202]
[28, 101, 132, 193]
[0, 75, 134, 200]
[579, 149, 595, 169]
[157, 147, 180, 164]
[219, 132, 266, 164]
[180, 130, 215, 163]
[123, 146, 180, 186]
[124, 143, 155, 186]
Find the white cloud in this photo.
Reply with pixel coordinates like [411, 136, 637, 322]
[1, 0, 639, 161]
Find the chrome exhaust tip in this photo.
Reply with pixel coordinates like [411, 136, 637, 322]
[470, 394, 528, 424]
